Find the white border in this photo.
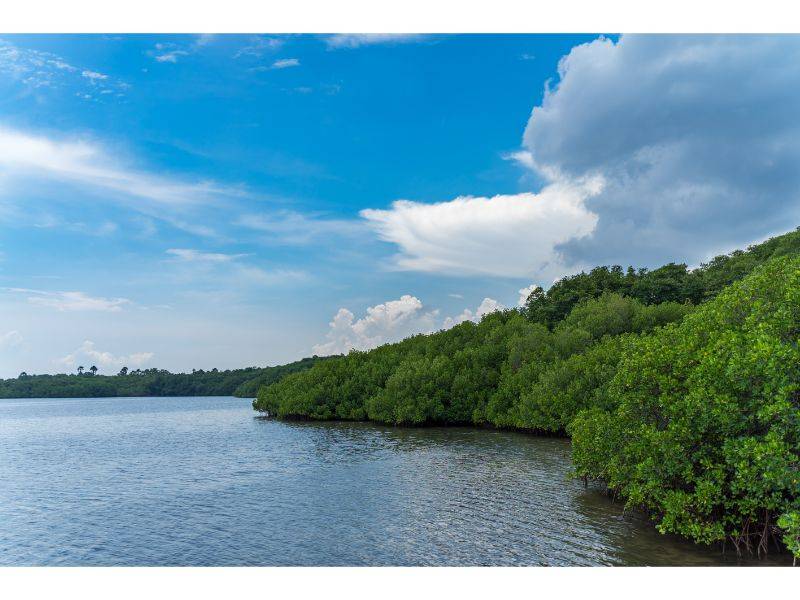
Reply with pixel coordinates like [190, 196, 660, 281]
[2, 0, 800, 33]
[3, 0, 799, 594]
[2, 566, 798, 598]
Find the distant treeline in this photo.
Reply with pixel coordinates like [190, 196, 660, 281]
[254, 227, 800, 561]
[0, 356, 333, 399]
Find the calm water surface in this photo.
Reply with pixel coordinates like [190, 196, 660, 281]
[0, 396, 790, 566]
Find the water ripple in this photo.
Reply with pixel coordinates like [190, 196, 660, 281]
[0, 396, 790, 566]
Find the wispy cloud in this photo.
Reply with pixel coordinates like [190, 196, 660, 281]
[5, 288, 131, 312]
[502, 150, 536, 170]
[31, 213, 118, 236]
[148, 36, 216, 64]
[251, 57, 301, 72]
[236, 210, 363, 245]
[81, 69, 108, 81]
[324, 34, 422, 49]
[151, 44, 190, 63]
[166, 248, 249, 263]
[164, 248, 307, 287]
[234, 36, 284, 58]
[270, 58, 300, 69]
[0, 38, 127, 99]
[0, 126, 244, 209]
[0, 330, 23, 350]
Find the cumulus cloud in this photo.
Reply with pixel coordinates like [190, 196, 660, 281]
[312, 295, 438, 355]
[57, 340, 153, 370]
[521, 34, 800, 267]
[362, 35, 800, 282]
[443, 297, 505, 329]
[5, 288, 131, 312]
[313, 294, 512, 355]
[361, 180, 600, 279]
[325, 34, 422, 49]
[517, 284, 538, 307]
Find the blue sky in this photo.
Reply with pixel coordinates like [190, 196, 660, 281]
[1, 34, 799, 376]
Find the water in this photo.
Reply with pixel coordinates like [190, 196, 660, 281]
[0, 396, 790, 566]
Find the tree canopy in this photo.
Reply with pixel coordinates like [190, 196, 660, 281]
[0, 356, 333, 399]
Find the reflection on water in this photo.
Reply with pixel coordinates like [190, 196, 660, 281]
[0, 396, 791, 565]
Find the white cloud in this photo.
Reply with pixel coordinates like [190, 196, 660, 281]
[0, 330, 23, 350]
[362, 35, 800, 280]
[520, 34, 800, 267]
[312, 294, 438, 355]
[234, 36, 284, 58]
[57, 340, 153, 370]
[166, 248, 248, 263]
[313, 292, 518, 355]
[271, 58, 300, 69]
[6, 288, 131, 312]
[361, 180, 600, 279]
[0, 38, 126, 97]
[517, 284, 538, 307]
[154, 51, 185, 63]
[325, 34, 421, 49]
[0, 126, 241, 210]
[164, 248, 307, 287]
[195, 34, 215, 47]
[151, 42, 190, 63]
[503, 150, 536, 170]
[443, 298, 504, 329]
[81, 70, 107, 81]
[149, 37, 215, 64]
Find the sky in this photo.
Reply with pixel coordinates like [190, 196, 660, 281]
[1, 33, 799, 377]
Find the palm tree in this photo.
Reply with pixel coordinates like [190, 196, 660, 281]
[77, 366, 84, 375]
[89, 365, 98, 376]
[118, 366, 128, 376]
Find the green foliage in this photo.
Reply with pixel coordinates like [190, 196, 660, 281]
[253, 227, 800, 559]
[570, 257, 800, 557]
[0, 356, 330, 399]
[256, 291, 694, 431]
[777, 512, 800, 564]
[521, 227, 800, 326]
